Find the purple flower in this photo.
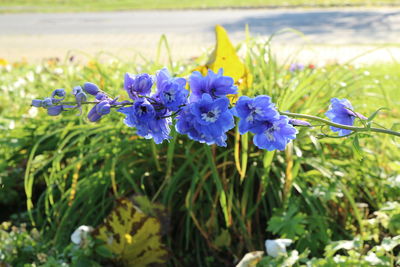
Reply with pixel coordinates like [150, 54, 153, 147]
[325, 98, 366, 136]
[155, 68, 188, 112]
[124, 73, 154, 99]
[253, 116, 298, 151]
[289, 63, 305, 72]
[233, 95, 280, 134]
[189, 69, 237, 102]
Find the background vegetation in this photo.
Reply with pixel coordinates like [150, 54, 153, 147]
[0, 35, 399, 266]
[1, 0, 400, 13]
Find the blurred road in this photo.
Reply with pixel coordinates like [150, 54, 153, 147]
[1, 8, 400, 63]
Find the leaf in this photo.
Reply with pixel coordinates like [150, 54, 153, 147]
[324, 238, 361, 258]
[214, 229, 231, 248]
[196, 25, 253, 96]
[93, 198, 168, 267]
[267, 206, 306, 239]
[352, 135, 363, 159]
[379, 235, 400, 251]
[368, 107, 389, 122]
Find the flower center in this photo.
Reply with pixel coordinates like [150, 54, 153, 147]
[164, 90, 175, 102]
[137, 105, 147, 115]
[201, 108, 220, 123]
[264, 122, 276, 141]
[246, 104, 263, 122]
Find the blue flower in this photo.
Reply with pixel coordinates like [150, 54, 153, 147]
[174, 93, 234, 146]
[253, 116, 298, 151]
[189, 69, 237, 102]
[175, 104, 229, 146]
[325, 98, 366, 136]
[124, 73, 154, 99]
[155, 68, 188, 112]
[233, 95, 280, 134]
[118, 98, 171, 144]
[190, 94, 234, 136]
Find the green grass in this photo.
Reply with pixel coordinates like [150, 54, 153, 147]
[1, 0, 400, 13]
[1, 36, 400, 266]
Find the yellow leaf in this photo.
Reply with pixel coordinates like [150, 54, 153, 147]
[93, 198, 168, 267]
[196, 25, 253, 97]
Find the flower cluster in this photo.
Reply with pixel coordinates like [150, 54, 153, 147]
[32, 67, 369, 151]
[31, 88, 74, 116]
[117, 68, 188, 144]
[233, 96, 298, 151]
[175, 69, 237, 146]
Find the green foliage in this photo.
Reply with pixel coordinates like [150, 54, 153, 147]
[267, 206, 306, 239]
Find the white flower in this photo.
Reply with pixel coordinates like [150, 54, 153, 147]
[265, 239, 293, 258]
[70, 225, 93, 245]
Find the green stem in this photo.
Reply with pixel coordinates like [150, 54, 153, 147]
[280, 111, 400, 137]
[59, 101, 134, 106]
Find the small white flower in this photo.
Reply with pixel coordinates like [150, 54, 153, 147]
[265, 239, 293, 258]
[71, 225, 93, 245]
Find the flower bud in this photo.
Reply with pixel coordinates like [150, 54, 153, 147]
[42, 97, 53, 108]
[51, 88, 66, 98]
[96, 101, 111, 115]
[289, 119, 312, 127]
[72, 85, 83, 95]
[47, 105, 63, 116]
[88, 105, 102, 122]
[124, 73, 154, 99]
[31, 99, 43, 107]
[83, 82, 100, 96]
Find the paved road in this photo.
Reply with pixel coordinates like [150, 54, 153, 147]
[1, 8, 400, 63]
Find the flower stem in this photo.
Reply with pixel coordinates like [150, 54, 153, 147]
[280, 111, 400, 137]
[60, 101, 134, 106]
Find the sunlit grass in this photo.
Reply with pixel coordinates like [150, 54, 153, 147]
[0, 0, 400, 13]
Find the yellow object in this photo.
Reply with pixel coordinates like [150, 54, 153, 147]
[0, 58, 8, 66]
[196, 25, 253, 97]
[93, 198, 168, 267]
